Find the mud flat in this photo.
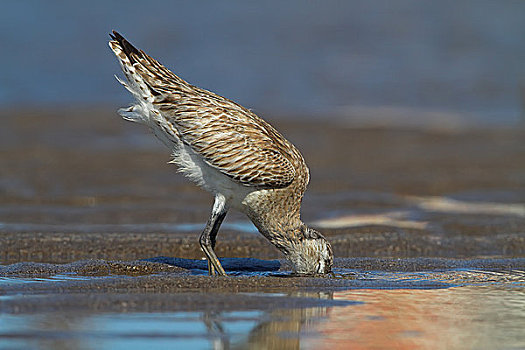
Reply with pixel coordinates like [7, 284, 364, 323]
[0, 109, 524, 349]
[1, 109, 524, 265]
[0, 257, 523, 311]
[0, 257, 524, 349]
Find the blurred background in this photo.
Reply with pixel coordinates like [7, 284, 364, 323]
[1, 0, 525, 126]
[1, 0, 524, 262]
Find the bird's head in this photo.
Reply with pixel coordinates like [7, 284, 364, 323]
[286, 226, 333, 275]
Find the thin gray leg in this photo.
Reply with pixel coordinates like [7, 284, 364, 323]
[200, 194, 228, 276]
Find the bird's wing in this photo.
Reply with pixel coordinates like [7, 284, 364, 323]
[170, 104, 296, 188]
[109, 31, 296, 188]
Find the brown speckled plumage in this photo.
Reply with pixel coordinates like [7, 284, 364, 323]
[109, 31, 332, 275]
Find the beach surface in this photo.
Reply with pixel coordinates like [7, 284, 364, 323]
[1, 109, 524, 349]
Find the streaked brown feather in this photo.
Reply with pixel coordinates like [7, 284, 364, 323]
[110, 31, 302, 189]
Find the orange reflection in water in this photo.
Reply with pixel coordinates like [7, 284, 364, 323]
[309, 286, 518, 350]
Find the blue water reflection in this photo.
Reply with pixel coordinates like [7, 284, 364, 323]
[0, 268, 523, 349]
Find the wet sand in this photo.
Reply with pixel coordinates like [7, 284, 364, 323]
[1, 109, 524, 263]
[1, 107, 524, 288]
[0, 257, 522, 312]
[0, 108, 524, 348]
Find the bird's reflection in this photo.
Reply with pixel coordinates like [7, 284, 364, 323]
[202, 310, 231, 350]
[201, 291, 333, 350]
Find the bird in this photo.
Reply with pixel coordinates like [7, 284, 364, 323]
[108, 31, 333, 276]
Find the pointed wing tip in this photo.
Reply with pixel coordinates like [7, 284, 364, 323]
[110, 30, 122, 40]
[109, 30, 120, 41]
[108, 30, 140, 57]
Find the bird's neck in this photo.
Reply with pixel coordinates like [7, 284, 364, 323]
[240, 186, 308, 255]
[247, 210, 307, 255]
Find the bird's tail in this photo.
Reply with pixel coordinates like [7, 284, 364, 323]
[109, 31, 220, 124]
[109, 31, 157, 123]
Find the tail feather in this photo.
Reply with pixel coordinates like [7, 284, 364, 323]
[109, 31, 194, 125]
[109, 31, 157, 124]
[110, 31, 186, 92]
[110, 30, 141, 63]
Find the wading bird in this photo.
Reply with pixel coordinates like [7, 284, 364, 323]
[109, 31, 332, 276]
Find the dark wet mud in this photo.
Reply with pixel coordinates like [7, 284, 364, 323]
[1, 109, 524, 349]
[0, 257, 523, 311]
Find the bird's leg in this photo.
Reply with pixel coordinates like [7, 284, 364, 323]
[205, 210, 226, 276]
[202, 209, 227, 276]
[200, 194, 228, 276]
[207, 209, 226, 276]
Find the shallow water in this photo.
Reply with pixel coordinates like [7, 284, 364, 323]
[313, 284, 525, 350]
[0, 311, 268, 349]
[0, 267, 523, 350]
